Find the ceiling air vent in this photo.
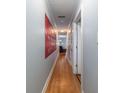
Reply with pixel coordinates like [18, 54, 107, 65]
[58, 16, 65, 18]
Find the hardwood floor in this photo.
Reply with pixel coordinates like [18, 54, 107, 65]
[46, 53, 80, 93]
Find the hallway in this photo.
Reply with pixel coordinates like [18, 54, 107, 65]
[46, 54, 80, 93]
[26, 0, 98, 93]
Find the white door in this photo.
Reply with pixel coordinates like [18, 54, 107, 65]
[76, 24, 78, 74]
[72, 23, 78, 74]
[77, 22, 82, 74]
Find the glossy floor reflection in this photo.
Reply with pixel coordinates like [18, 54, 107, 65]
[46, 53, 80, 93]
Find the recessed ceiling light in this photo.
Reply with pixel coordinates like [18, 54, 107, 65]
[68, 30, 71, 33]
[60, 30, 64, 32]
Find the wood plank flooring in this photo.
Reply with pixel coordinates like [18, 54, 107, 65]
[46, 54, 80, 93]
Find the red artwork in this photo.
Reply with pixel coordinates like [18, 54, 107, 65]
[45, 15, 56, 58]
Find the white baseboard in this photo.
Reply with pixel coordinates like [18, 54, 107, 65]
[41, 50, 59, 93]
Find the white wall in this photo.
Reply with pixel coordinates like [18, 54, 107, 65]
[81, 0, 98, 93]
[26, 0, 58, 93]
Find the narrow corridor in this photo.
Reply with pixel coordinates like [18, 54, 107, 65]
[46, 53, 80, 93]
[27, 0, 98, 93]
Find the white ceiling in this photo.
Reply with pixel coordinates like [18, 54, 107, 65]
[46, 0, 81, 29]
